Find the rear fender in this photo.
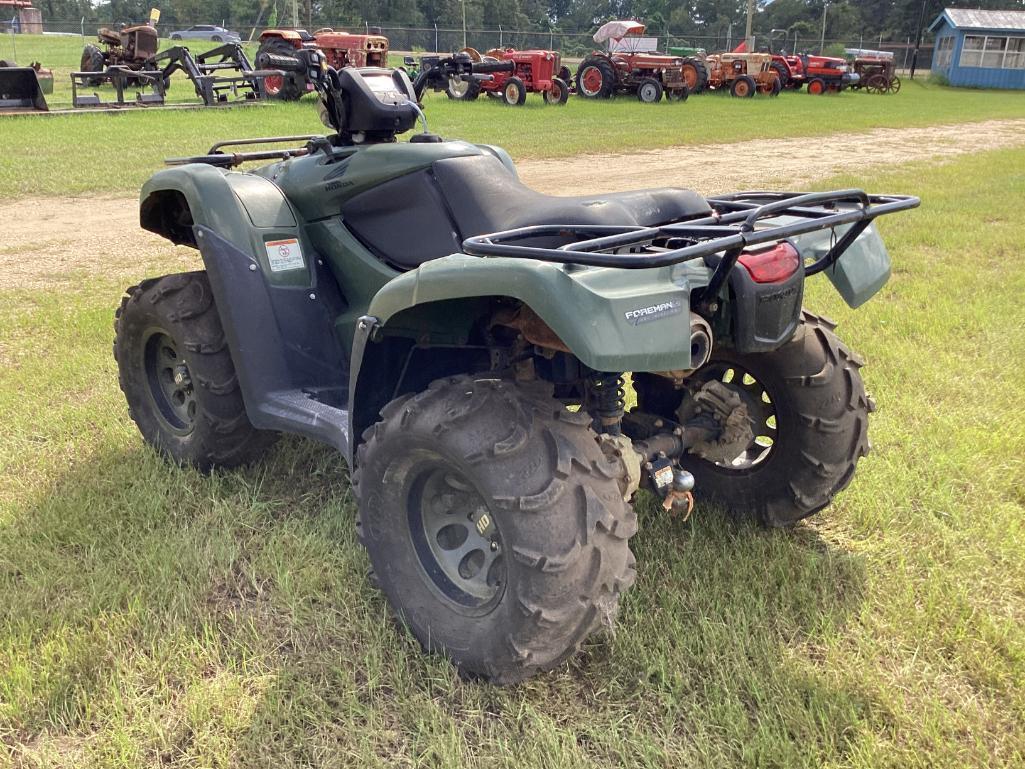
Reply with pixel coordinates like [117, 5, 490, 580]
[365, 253, 708, 373]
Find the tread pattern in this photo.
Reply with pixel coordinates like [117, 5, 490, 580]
[352, 375, 637, 684]
[113, 271, 277, 470]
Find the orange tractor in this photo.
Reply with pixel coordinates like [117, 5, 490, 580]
[703, 52, 781, 97]
[256, 28, 388, 100]
[575, 21, 700, 102]
[447, 47, 570, 105]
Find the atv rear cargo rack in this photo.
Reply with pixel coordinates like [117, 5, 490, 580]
[462, 190, 919, 300]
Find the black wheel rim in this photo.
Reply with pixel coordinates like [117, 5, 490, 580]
[142, 329, 197, 435]
[693, 362, 777, 469]
[407, 465, 505, 609]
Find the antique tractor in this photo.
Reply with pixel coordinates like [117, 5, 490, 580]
[80, 23, 159, 87]
[446, 47, 569, 105]
[704, 52, 780, 97]
[736, 37, 858, 94]
[846, 49, 901, 94]
[114, 51, 918, 683]
[575, 20, 699, 102]
[256, 27, 389, 100]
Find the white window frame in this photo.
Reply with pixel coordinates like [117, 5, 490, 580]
[935, 35, 954, 69]
[959, 34, 1025, 69]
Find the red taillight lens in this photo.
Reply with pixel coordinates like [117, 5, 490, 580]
[738, 241, 800, 284]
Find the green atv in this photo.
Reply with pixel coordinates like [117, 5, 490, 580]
[114, 52, 918, 683]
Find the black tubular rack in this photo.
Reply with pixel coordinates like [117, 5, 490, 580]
[461, 190, 920, 302]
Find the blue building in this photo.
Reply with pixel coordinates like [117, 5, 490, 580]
[929, 8, 1025, 89]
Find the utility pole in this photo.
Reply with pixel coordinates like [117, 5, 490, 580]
[909, 0, 930, 79]
[745, 0, 754, 51]
[819, 2, 829, 54]
[291, 0, 299, 29]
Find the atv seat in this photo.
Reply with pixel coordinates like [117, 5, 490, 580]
[340, 153, 711, 270]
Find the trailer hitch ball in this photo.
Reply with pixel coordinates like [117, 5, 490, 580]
[689, 312, 713, 370]
[662, 468, 696, 521]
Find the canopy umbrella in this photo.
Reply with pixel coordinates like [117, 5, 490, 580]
[593, 20, 646, 44]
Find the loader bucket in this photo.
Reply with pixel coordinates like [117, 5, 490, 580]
[0, 67, 48, 112]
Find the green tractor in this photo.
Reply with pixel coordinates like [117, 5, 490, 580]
[114, 52, 918, 683]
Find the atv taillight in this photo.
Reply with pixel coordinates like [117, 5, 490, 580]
[738, 241, 800, 283]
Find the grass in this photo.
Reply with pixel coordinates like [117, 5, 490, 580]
[1, 34, 1025, 198]
[1, 141, 1025, 766]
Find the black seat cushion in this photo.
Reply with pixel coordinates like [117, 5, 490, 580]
[340, 153, 711, 270]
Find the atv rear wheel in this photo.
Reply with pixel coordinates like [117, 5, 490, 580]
[576, 56, 615, 98]
[354, 375, 637, 684]
[114, 272, 277, 470]
[257, 38, 306, 100]
[673, 312, 873, 527]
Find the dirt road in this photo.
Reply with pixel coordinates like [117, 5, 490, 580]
[3, 118, 1024, 291]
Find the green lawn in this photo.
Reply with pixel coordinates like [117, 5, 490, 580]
[1, 145, 1023, 766]
[1, 34, 1024, 198]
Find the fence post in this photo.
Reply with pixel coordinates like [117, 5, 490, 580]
[550, 29, 553, 50]
[499, 24, 502, 47]
[81, 16, 85, 41]
[903, 36, 910, 70]
[434, 23, 438, 54]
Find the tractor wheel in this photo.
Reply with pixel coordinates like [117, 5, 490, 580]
[730, 75, 756, 98]
[576, 56, 615, 98]
[866, 74, 889, 94]
[558, 65, 572, 85]
[257, 37, 306, 100]
[80, 44, 105, 87]
[769, 75, 782, 97]
[446, 75, 481, 100]
[807, 77, 826, 95]
[543, 77, 569, 105]
[889, 75, 901, 93]
[636, 77, 663, 103]
[353, 375, 638, 684]
[501, 76, 527, 106]
[769, 60, 789, 89]
[674, 312, 872, 527]
[113, 272, 278, 471]
[680, 57, 709, 93]
[665, 87, 689, 102]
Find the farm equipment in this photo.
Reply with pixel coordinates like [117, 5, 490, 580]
[576, 21, 701, 101]
[72, 43, 274, 109]
[737, 37, 857, 94]
[0, 60, 50, 112]
[256, 28, 389, 100]
[115, 54, 918, 683]
[704, 52, 780, 97]
[447, 47, 569, 105]
[80, 24, 160, 86]
[846, 49, 901, 94]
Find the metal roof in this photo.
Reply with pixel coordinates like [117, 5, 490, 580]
[932, 8, 1025, 32]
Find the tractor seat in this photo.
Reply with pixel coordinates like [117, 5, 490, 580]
[340, 153, 711, 270]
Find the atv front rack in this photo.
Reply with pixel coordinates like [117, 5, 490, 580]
[462, 190, 919, 301]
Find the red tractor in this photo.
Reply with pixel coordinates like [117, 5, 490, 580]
[735, 37, 857, 94]
[256, 27, 389, 100]
[447, 47, 570, 105]
[575, 21, 699, 102]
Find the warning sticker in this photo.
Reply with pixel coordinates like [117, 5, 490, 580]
[265, 238, 305, 272]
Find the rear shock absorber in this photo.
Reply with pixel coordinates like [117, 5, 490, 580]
[587, 373, 626, 435]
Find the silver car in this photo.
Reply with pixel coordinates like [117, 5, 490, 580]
[168, 25, 241, 43]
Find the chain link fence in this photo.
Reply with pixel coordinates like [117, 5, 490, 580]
[5, 17, 935, 70]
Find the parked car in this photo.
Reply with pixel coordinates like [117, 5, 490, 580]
[168, 25, 240, 43]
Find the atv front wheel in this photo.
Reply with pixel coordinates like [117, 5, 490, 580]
[354, 376, 637, 683]
[639, 312, 873, 527]
[114, 272, 277, 470]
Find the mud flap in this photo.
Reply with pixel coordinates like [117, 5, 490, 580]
[0, 67, 48, 112]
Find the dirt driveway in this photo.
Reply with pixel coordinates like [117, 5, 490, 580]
[3, 117, 1024, 291]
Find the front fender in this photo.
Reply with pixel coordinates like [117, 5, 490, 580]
[367, 254, 710, 372]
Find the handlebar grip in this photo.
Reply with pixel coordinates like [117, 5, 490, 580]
[471, 60, 516, 75]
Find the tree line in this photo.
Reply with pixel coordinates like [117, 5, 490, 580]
[26, 0, 1025, 48]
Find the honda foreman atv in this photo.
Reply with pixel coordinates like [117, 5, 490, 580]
[114, 52, 918, 683]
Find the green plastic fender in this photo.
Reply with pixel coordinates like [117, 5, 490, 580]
[367, 254, 713, 373]
[140, 164, 314, 288]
